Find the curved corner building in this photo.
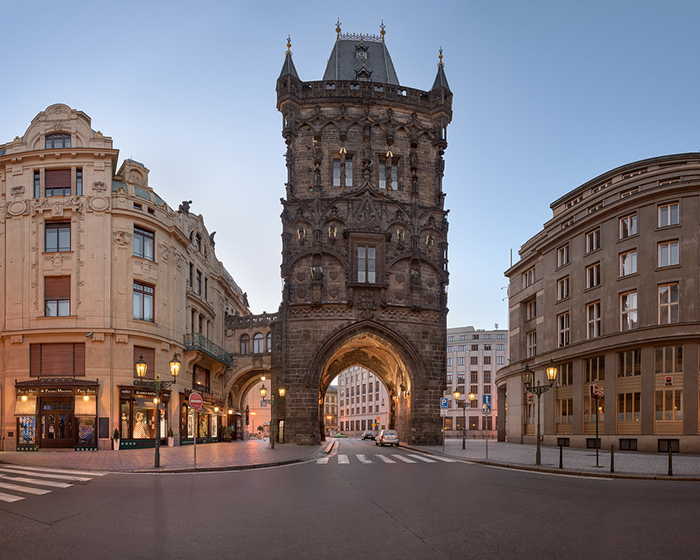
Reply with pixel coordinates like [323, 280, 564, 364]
[496, 153, 700, 454]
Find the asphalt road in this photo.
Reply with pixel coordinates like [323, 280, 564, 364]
[1, 438, 699, 559]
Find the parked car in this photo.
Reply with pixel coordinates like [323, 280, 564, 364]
[361, 430, 375, 441]
[375, 429, 399, 447]
[334, 433, 347, 438]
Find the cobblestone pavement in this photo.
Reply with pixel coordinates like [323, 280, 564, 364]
[0, 438, 328, 473]
[412, 438, 700, 480]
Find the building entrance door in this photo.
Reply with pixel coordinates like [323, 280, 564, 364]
[39, 397, 74, 448]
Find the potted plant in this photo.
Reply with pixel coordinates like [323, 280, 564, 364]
[167, 427, 174, 447]
[112, 428, 120, 451]
[222, 426, 232, 442]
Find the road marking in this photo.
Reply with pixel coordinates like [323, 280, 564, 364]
[0, 474, 71, 488]
[426, 455, 455, 463]
[407, 454, 437, 463]
[0, 468, 91, 482]
[376, 455, 396, 463]
[338, 455, 349, 464]
[356, 454, 372, 464]
[0, 481, 50, 495]
[0, 492, 24, 503]
[316, 457, 329, 464]
[1, 465, 107, 477]
[392, 455, 416, 463]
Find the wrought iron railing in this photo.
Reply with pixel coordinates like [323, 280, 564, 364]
[183, 333, 231, 367]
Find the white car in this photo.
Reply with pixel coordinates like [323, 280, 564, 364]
[375, 429, 399, 447]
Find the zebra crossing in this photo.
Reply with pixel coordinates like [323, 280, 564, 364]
[317, 453, 456, 465]
[0, 465, 107, 503]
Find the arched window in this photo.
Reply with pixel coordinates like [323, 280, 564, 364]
[45, 133, 71, 149]
[266, 332, 272, 352]
[240, 335, 250, 355]
[253, 333, 264, 353]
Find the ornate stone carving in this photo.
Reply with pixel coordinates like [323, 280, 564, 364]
[7, 201, 27, 217]
[158, 243, 170, 261]
[11, 185, 24, 196]
[113, 229, 132, 246]
[93, 181, 106, 192]
[88, 197, 109, 212]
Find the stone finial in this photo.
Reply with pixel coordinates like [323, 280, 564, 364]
[380, 20, 386, 41]
[438, 47, 444, 67]
[336, 18, 341, 38]
[286, 35, 292, 54]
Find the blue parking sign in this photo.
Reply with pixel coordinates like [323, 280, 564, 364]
[440, 397, 448, 409]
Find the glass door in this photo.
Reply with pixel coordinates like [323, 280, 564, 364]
[39, 397, 74, 448]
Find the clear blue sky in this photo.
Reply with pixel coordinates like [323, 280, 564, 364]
[3, 1, 700, 329]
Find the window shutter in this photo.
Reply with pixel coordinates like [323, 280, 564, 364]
[44, 276, 70, 299]
[41, 343, 75, 375]
[133, 346, 155, 379]
[73, 343, 85, 376]
[30, 345, 42, 376]
[45, 169, 71, 189]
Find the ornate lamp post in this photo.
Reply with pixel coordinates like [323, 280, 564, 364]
[134, 353, 181, 468]
[260, 384, 286, 449]
[453, 389, 476, 450]
[523, 361, 557, 466]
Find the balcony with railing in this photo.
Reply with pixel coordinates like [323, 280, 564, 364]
[184, 333, 231, 367]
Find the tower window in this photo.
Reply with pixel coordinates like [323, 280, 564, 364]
[357, 246, 376, 283]
[378, 159, 398, 190]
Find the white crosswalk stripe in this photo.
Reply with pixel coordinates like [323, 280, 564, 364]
[338, 455, 350, 464]
[407, 454, 437, 463]
[356, 454, 372, 464]
[429, 455, 456, 463]
[316, 457, 329, 464]
[392, 454, 416, 463]
[376, 455, 396, 463]
[0, 465, 105, 503]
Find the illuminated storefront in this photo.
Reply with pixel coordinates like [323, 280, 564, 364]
[118, 386, 171, 449]
[15, 378, 99, 451]
[179, 391, 224, 444]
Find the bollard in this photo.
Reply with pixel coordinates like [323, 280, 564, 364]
[668, 445, 673, 477]
[610, 445, 614, 473]
[559, 444, 563, 470]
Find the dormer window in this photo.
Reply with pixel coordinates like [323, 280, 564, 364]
[45, 133, 71, 149]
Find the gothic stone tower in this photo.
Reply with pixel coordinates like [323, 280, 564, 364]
[272, 25, 452, 445]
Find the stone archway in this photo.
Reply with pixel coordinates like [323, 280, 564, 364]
[274, 319, 442, 446]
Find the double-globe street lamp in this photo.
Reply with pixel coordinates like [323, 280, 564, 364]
[135, 353, 181, 468]
[260, 384, 286, 449]
[453, 389, 476, 450]
[523, 361, 558, 466]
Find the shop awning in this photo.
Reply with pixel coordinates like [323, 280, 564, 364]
[201, 405, 217, 415]
[14, 395, 37, 416]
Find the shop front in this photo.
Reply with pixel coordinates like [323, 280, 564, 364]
[15, 379, 99, 451]
[179, 391, 224, 444]
[118, 386, 171, 449]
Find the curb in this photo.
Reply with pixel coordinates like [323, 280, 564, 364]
[401, 444, 700, 482]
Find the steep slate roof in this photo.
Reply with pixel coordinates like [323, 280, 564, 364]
[278, 48, 299, 80]
[431, 62, 451, 92]
[322, 33, 400, 85]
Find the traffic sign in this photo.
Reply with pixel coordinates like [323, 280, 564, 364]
[482, 404, 491, 415]
[483, 395, 492, 405]
[189, 392, 203, 410]
[590, 385, 604, 398]
[440, 397, 448, 409]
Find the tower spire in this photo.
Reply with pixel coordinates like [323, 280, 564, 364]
[431, 47, 450, 92]
[278, 34, 299, 80]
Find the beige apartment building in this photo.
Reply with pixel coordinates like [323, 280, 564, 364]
[0, 104, 249, 451]
[444, 326, 507, 439]
[497, 152, 700, 453]
[337, 365, 391, 436]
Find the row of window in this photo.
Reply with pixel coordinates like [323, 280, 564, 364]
[331, 156, 398, 190]
[447, 372, 492, 384]
[447, 344, 506, 352]
[33, 169, 83, 198]
[526, 202, 681, 290]
[340, 420, 387, 432]
[444, 416, 494, 430]
[239, 333, 272, 354]
[447, 333, 505, 341]
[340, 404, 384, 417]
[447, 356, 504, 365]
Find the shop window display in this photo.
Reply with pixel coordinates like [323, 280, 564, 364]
[77, 417, 96, 446]
[18, 416, 36, 445]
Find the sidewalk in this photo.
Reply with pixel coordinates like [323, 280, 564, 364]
[0, 438, 327, 474]
[413, 438, 700, 480]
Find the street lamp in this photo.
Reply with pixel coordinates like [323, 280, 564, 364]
[453, 389, 476, 450]
[260, 384, 286, 449]
[523, 361, 558, 466]
[134, 353, 180, 468]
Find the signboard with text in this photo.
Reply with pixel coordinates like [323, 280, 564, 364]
[189, 392, 203, 410]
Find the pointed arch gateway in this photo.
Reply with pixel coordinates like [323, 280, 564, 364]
[308, 320, 427, 439]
